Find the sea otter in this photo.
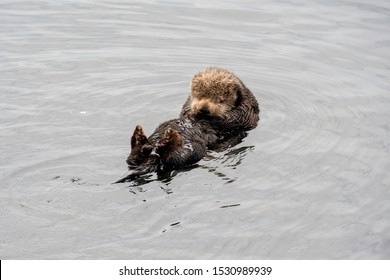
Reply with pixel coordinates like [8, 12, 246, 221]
[116, 67, 259, 183]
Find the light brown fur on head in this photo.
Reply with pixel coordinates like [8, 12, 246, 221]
[189, 67, 243, 117]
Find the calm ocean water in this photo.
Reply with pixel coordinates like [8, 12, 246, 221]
[1, 0, 389, 259]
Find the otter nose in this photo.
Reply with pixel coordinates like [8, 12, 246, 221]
[199, 106, 210, 115]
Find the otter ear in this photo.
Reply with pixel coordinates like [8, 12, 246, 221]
[235, 88, 243, 107]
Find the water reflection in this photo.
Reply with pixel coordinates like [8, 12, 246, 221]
[200, 145, 255, 184]
[121, 142, 255, 190]
[122, 165, 199, 188]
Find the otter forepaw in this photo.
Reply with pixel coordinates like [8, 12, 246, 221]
[159, 129, 183, 148]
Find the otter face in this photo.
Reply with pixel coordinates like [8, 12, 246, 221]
[189, 67, 242, 118]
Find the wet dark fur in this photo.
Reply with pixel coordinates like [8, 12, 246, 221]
[116, 67, 259, 183]
[180, 67, 259, 135]
[117, 118, 219, 182]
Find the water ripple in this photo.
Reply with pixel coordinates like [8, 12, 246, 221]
[1, 0, 389, 259]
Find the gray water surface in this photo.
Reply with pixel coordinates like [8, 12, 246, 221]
[1, 0, 389, 259]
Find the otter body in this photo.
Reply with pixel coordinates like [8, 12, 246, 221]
[118, 67, 259, 182]
[125, 117, 218, 179]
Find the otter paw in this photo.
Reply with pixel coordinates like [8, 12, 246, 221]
[159, 129, 183, 148]
[131, 125, 148, 149]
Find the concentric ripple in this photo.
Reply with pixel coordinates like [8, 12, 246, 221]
[0, 0, 389, 259]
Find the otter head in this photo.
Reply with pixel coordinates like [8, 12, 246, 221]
[189, 67, 243, 118]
